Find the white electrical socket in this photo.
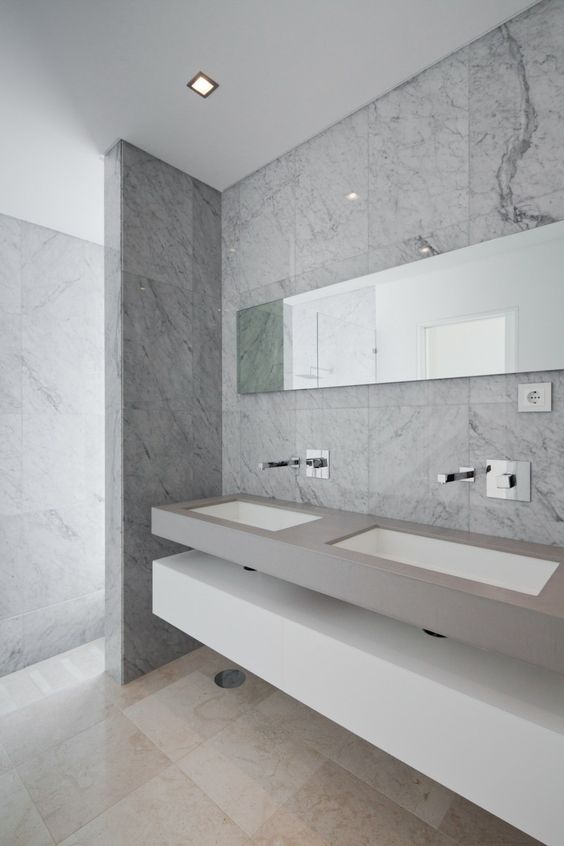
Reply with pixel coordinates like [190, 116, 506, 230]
[518, 382, 552, 413]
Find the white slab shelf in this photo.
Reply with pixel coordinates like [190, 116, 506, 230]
[153, 550, 564, 845]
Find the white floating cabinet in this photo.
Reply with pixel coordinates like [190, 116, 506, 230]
[153, 550, 564, 846]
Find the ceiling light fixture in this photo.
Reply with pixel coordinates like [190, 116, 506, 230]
[187, 71, 219, 98]
[345, 191, 359, 200]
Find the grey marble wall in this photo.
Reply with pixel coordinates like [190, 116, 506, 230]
[105, 142, 221, 684]
[0, 213, 104, 675]
[222, 0, 564, 547]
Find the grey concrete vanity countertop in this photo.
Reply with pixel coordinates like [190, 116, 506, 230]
[152, 494, 564, 675]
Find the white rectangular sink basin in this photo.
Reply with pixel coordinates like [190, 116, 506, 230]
[188, 500, 322, 532]
[333, 528, 558, 596]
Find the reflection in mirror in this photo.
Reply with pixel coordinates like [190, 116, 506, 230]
[237, 221, 564, 393]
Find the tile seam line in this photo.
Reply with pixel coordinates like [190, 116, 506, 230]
[0, 589, 105, 624]
[17, 711, 172, 845]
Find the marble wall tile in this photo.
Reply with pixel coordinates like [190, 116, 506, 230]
[192, 406, 222, 499]
[193, 178, 222, 414]
[469, 400, 564, 545]
[1, 214, 105, 672]
[20, 590, 105, 670]
[0, 315, 22, 413]
[20, 225, 103, 416]
[368, 221, 469, 274]
[193, 292, 222, 413]
[369, 51, 469, 250]
[222, 411, 241, 495]
[423, 404, 470, 530]
[0, 414, 22, 515]
[193, 178, 222, 301]
[222, 305, 239, 413]
[221, 184, 240, 306]
[469, 0, 564, 230]
[21, 412, 87, 513]
[121, 142, 193, 287]
[295, 109, 369, 276]
[240, 400, 297, 501]
[122, 273, 193, 410]
[104, 143, 124, 683]
[224, 0, 564, 547]
[240, 154, 296, 291]
[0, 214, 21, 314]
[1, 503, 104, 621]
[106, 143, 222, 683]
[0, 616, 23, 676]
[368, 405, 428, 520]
[296, 408, 369, 512]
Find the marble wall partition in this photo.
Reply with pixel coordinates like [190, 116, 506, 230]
[105, 142, 221, 684]
[0, 213, 104, 675]
[222, 0, 564, 547]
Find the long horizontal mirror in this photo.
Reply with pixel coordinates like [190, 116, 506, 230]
[237, 221, 564, 393]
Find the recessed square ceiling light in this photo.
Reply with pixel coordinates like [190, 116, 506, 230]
[187, 71, 219, 98]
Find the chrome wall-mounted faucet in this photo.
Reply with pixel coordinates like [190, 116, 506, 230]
[437, 466, 475, 485]
[258, 456, 300, 470]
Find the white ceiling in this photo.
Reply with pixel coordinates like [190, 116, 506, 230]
[1, 0, 539, 245]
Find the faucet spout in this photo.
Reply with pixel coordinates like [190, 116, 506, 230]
[258, 456, 300, 471]
[437, 466, 475, 485]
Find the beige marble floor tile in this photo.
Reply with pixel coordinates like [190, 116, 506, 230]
[58, 765, 248, 846]
[112, 645, 210, 709]
[178, 739, 281, 836]
[286, 760, 458, 846]
[0, 667, 44, 715]
[257, 691, 351, 759]
[0, 769, 54, 846]
[328, 729, 455, 828]
[439, 796, 542, 845]
[123, 667, 272, 759]
[250, 807, 330, 845]
[17, 712, 169, 842]
[199, 708, 325, 810]
[0, 675, 118, 765]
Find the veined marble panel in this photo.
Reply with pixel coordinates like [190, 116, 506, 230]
[296, 407, 369, 513]
[20, 223, 103, 416]
[121, 142, 193, 287]
[369, 51, 468, 250]
[0, 501, 104, 621]
[223, 0, 564, 549]
[368, 222, 469, 274]
[122, 272, 193, 410]
[221, 184, 240, 306]
[106, 142, 221, 682]
[0, 414, 21, 516]
[0, 315, 22, 413]
[240, 394, 297, 501]
[239, 153, 296, 291]
[295, 109, 368, 276]
[0, 214, 105, 671]
[20, 590, 104, 670]
[469, 0, 564, 229]
[0, 214, 21, 314]
[222, 410, 241, 495]
[0, 617, 23, 677]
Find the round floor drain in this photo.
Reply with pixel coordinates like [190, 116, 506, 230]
[214, 669, 246, 688]
[423, 629, 447, 638]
